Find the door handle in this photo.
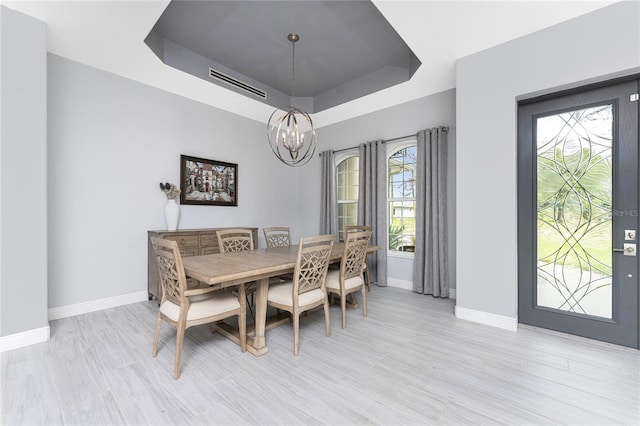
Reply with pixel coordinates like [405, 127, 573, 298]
[613, 244, 636, 256]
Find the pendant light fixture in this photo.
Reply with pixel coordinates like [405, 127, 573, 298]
[267, 33, 317, 167]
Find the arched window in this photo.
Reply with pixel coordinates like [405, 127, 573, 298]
[336, 153, 359, 242]
[388, 141, 417, 254]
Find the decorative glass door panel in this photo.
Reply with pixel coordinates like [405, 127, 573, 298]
[518, 79, 639, 348]
[536, 105, 613, 318]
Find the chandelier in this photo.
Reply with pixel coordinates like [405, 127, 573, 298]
[267, 33, 317, 167]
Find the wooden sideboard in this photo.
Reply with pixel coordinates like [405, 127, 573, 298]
[147, 227, 259, 300]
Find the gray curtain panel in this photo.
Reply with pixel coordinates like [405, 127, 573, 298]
[358, 140, 387, 286]
[320, 150, 338, 237]
[413, 127, 449, 297]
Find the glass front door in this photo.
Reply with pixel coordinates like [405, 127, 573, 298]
[518, 79, 639, 348]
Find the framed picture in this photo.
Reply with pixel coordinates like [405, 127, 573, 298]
[180, 154, 238, 206]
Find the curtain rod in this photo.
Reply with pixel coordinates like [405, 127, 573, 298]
[325, 126, 449, 155]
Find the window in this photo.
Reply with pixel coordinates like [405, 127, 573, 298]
[336, 155, 359, 242]
[388, 143, 417, 253]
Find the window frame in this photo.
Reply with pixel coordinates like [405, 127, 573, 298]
[335, 149, 360, 242]
[386, 137, 418, 259]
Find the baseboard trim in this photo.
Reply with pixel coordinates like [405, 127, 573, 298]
[386, 278, 456, 299]
[454, 305, 517, 332]
[386, 278, 413, 291]
[0, 326, 50, 353]
[48, 290, 149, 321]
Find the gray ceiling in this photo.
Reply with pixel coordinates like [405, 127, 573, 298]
[145, 0, 420, 113]
[5, 0, 615, 127]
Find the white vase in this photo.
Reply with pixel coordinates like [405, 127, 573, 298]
[164, 199, 180, 231]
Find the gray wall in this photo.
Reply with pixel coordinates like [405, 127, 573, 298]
[46, 54, 306, 309]
[455, 1, 640, 321]
[296, 89, 456, 290]
[0, 7, 48, 336]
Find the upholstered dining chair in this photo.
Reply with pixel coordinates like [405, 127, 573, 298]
[217, 228, 254, 252]
[345, 225, 372, 291]
[326, 230, 371, 328]
[216, 228, 257, 319]
[263, 227, 291, 248]
[263, 227, 294, 281]
[151, 237, 246, 379]
[266, 235, 334, 355]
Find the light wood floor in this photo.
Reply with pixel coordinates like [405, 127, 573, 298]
[2, 287, 638, 425]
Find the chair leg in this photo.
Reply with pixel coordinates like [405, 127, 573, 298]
[361, 286, 368, 317]
[174, 323, 186, 380]
[364, 268, 371, 292]
[238, 283, 247, 352]
[152, 314, 162, 357]
[293, 313, 300, 356]
[340, 293, 347, 329]
[239, 311, 247, 353]
[323, 298, 331, 337]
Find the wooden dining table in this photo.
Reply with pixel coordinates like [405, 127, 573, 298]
[181, 242, 380, 356]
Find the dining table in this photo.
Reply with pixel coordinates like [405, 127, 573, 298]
[181, 242, 380, 356]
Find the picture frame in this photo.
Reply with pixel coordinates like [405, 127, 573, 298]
[180, 154, 238, 206]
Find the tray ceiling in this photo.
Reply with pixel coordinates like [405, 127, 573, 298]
[145, 1, 421, 113]
[1, 0, 617, 127]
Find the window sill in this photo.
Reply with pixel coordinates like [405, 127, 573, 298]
[387, 250, 415, 260]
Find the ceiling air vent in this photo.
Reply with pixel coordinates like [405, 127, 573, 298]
[208, 68, 267, 99]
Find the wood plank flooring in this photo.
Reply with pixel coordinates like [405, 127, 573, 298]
[2, 287, 638, 425]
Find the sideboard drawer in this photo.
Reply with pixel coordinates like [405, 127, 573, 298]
[200, 246, 218, 255]
[179, 248, 198, 257]
[164, 234, 198, 248]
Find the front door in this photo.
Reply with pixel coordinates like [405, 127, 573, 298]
[518, 79, 639, 348]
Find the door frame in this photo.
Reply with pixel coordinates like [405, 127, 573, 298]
[517, 76, 640, 348]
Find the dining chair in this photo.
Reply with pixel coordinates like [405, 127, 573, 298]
[326, 230, 372, 328]
[217, 228, 254, 252]
[345, 225, 372, 291]
[263, 227, 295, 281]
[266, 235, 334, 355]
[263, 227, 291, 248]
[216, 228, 260, 320]
[151, 237, 246, 379]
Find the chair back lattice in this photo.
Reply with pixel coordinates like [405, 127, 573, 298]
[342, 230, 372, 280]
[264, 227, 291, 248]
[217, 229, 254, 253]
[151, 237, 187, 306]
[345, 225, 371, 234]
[294, 235, 334, 295]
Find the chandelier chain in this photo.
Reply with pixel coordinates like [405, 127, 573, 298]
[291, 37, 296, 106]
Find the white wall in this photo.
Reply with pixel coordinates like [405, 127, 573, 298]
[47, 54, 304, 310]
[455, 1, 640, 327]
[296, 89, 456, 290]
[0, 7, 48, 343]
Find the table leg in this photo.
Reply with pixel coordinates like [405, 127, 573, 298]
[346, 293, 360, 309]
[246, 277, 269, 356]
